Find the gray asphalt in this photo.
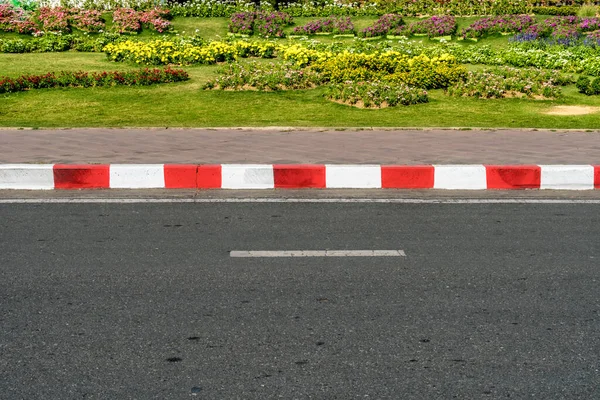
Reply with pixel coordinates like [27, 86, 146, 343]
[1, 202, 599, 399]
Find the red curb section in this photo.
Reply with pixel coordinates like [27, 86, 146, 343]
[164, 164, 197, 188]
[485, 165, 541, 190]
[274, 165, 326, 188]
[197, 165, 221, 188]
[595, 166, 600, 189]
[53, 164, 110, 189]
[381, 166, 434, 189]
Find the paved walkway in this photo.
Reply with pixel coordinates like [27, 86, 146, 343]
[1, 128, 599, 164]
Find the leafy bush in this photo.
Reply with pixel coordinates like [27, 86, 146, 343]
[202, 61, 323, 91]
[0, 67, 189, 94]
[576, 75, 600, 94]
[326, 81, 428, 108]
[533, 6, 579, 16]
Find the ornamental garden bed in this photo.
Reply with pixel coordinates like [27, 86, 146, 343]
[1, 2, 600, 128]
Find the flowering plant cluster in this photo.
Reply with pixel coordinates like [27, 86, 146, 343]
[292, 16, 354, 35]
[395, 16, 457, 38]
[103, 39, 278, 65]
[0, 5, 109, 34]
[229, 11, 293, 38]
[112, 8, 171, 33]
[460, 15, 534, 39]
[202, 61, 323, 91]
[326, 81, 428, 108]
[0, 3, 40, 34]
[446, 68, 562, 99]
[0, 67, 188, 94]
[71, 9, 105, 32]
[357, 14, 403, 38]
[516, 16, 600, 42]
[37, 6, 71, 32]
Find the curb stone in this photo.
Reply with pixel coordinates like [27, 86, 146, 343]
[0, 164, 599, 190]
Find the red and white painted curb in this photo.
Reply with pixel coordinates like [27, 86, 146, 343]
[0, 164, 599, 190]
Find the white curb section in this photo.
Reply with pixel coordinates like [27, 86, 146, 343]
[110, 164, 165, 189]
[0, 164, 54, 190]
[540, 165, 595, 190]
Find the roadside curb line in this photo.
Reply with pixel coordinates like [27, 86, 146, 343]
[1, 164, 599, 190]
[0, 127, 598, 132]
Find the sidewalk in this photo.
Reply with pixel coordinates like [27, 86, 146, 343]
[2, 128, 599, 164]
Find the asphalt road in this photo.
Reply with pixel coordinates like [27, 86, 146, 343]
[1, 202, 599, 399]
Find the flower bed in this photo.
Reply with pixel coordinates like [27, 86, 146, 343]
[112, 8, 171, 33]
[313, 52, 466, 89]
[326, 81, 428, 108]
[292, 16, 354, 35]
[0, 5, 170, 35]
[460, 15, 534, 39]
[357, 14, 403, 38]
[229, 11, 293, 38]
[103, 39, 278, 65]
[0, 67, 189, 94]
[202, 61, 323, 91]
[446, 67, 564, 99]
[396, 16, 457, 38]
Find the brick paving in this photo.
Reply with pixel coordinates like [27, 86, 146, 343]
[1, 128, 599, 164]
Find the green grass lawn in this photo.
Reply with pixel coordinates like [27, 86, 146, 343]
[1, 16, 600, 129]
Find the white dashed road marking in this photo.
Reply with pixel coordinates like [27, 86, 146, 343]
[230, 250, 406, 257]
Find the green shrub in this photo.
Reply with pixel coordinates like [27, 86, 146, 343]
[591, 77, 600, 94]
[577, 3, 598, 17]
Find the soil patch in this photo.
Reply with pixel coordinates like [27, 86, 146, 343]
[329, 98, 391, 109]
[544, 106, 600, 116]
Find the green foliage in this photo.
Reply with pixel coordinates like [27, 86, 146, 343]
[325, 81, 428, 108]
